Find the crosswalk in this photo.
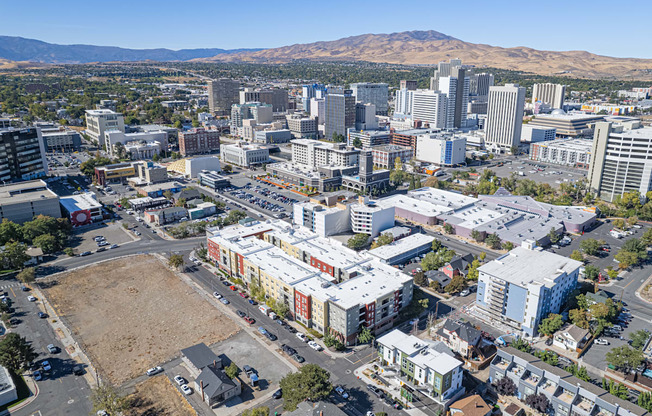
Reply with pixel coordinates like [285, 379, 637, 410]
[0, 282, 19, 290]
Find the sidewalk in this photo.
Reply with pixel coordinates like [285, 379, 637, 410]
[635, 273, 652, 305]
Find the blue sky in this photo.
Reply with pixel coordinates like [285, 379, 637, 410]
[2, 0, 651, 58]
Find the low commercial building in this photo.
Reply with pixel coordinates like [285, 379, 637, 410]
[132, 162, 168, 185]
[254, 129, 292, 144]
[0, 180, 60, 224]
[529, 138, 592, 168]
[188, 202, 217, 220]
[60, 193, 103, 226]
[286, 114, 318, 139]
[40, 127, 82, 153]
[377, 330, 464, 407]
[527, 111, 604, 138]
[95, 162, 137, 186]
[490, 347, 648, 416]
[475, 242, 582, 337]
[266, 162, 349, 193]
[371, 144, 413, 169]
[144, 206, 187, 225]
[520, 125, 556, 143]
[0, 365, 17, 407]
[167, 156, 221, 178]
[181, 343, 241, 407]
[366, 233, 435, 265]
[220, 142, 270, 168]
[198, 170, 230, 189]
[347, 129, 391, 148]
[127, 196, 168, 211]
[390, 128, 440, 156]
[137, 181, 183, 198]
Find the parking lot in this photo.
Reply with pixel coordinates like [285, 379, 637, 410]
[69, 221, 135, 254]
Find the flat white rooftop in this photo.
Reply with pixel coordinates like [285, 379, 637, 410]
[407, 188, 477, 210]
[376, 194, 451, 218]
[366, 233, 435, 260]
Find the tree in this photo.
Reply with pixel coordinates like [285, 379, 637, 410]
[548, 228, 561, 244]
[0, 241, 29, 270]
[534, 350, 559, 366]
[443, 223, 454, 234]
[614, 250, 639, 269]
[525, 393, 550, 414]
[538, 314, 563, 337]
[33, 233, 57, 254]
[163, 190, 173, 200]
[279, 364, 332, 411]
[606, 345, 644, 372]
[564, 364, 591, 381]
[225, 362, 240, 379]
[445, 275, 466, 294]
[242, 407, 270, 416]
[579, 239, 601, 256]
[612, 218, 626, 230]
[583, 265, 600, 281]
[479, 252, 487, 261]
[272, 301, 290, 319]
[638, 392, 652, 412]
[394, 157, 403, 171]
[64, 247, 75, 257]
[495, 376, 516, 396]
[431, 239, 442, 252]
[168, 253, 184, 270]
[510, 146, 519, 156]
[0, 333, 38, 374]
[503, 241, 514, 251]
[16, 267, 35, 285]
[630, 330, 650, 350]
[389, 169, 406, 186]
[352, 137, 362, 148]
[347, 233, 369, 250]
[357, 326, 374, 344]
[413, 271, 428, 286]
[641, 228, 652, 246]
[323, 335, 345, 351]
[421, 247, 455, 271]
[602, 379, 629, 399]
[0, 218, 22, 245]
[569, 309, 590, 329]
[485, 233, 501, 249]
[223, 164, 233, 173]
[512, 338, 532, 353]
[570, 250, 584, 262]
[466, 259, 480, 281]
[371, 233, 394, 249]
[471, 229, 483, 242]
[90, 383, 130, 415]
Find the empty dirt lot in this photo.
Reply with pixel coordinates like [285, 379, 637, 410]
[127, 375, 195, 416]
[44, 255, 239, 385]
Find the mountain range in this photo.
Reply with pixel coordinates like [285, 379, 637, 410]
[1, 31, 651, 79]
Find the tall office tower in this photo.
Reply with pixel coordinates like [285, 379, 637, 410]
[355, 103, 378, 130]
[230, 102, 273, 131]
[532, 83, 566, 109]
[395, 88, 415, 116]
[588, 122, 652, 202]
[0, 127, 48, 182]
[400, 80, 418, 91]
[470, 73, 494, 97]
[301, 84, 326, 112]
[84, 109, 125, 150]
[438, 67, 470, 129]
[485, 84, 526, 152]
[429, 58, 462, 90]
[310, 98, 326, 125]
[240, 88, 288, 112]
[410, 90, 448, 129]
[325, 89, 356, 140]
[207, 78, 240, 115]
[349, 83, 389, 116]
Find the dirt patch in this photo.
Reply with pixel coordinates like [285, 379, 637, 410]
[127, 375, 195, 416]
[44, 255, 239, 385]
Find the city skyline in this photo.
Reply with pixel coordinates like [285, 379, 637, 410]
[2, 0, 652, 58]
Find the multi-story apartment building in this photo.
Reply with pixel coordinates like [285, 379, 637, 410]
[377, 330, 464, 406]
[475, 243, 582, 336]
[301, 84, 326, 112]
[588, 121, 652, 201]
[286, 114, 318, 139]
[310, 98, 326, 125]
[230, 102, 273, 132]
[490, 347, 648, 416]
[40, 127, 82, 153]
[0, 127, 48, 182]
[529, 138, 593, 169]
[291, 139, 359, 167]
[220, 142, 269, 168]
[85, 109, 125, 149]
[325, 89, 356, 140]
[0, 180, 60, 224]
[347, 129, 390, 148]
[208, 78, 239, 115]
[484, 84, 526, 152]
[350, 83, 389, 116]
[293, 201, 352, 237]
[349, 197, 395, 237]
[532, 83, 566, 110]
[411, 90, 448, 129]
[354, 103, 378, 130]
[178, 128, 220, 156]
[395, 88, 414, 116]
[370, 144, 413, 169]
[416, 132, 466, 166]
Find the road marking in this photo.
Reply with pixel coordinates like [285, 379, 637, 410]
[623, 278, 637, 290]
[10, 287, 16, 297]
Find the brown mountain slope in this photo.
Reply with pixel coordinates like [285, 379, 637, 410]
[199, 31, 652, 79]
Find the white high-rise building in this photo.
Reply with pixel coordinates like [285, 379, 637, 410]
[310, 98, 325, 125]
[532, 83, 565, 110]
[485, 84, 526, 152]
[395, 88, 414, 116]
[411, 90, 447, 129]
[85, 109, 125, 150]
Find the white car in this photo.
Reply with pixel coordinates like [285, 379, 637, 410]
[27, 295, 37, 302]
[146, 366, 163, 376]
[42, 360, 52, 371]
[595, 338, 609, 346]
[213, 292, 222, 299]
[174, 375, 186, 385]
[308, 341, 323, 351]
[296, 332, 307, 342]
[181, 384, 193, 395]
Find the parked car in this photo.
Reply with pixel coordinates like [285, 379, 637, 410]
[21, 286, 29, 292]
[222, 281, 231, 286]
[248, 299, 258, 305]
[38, 312, 48, 319]
[308, 341, 323, 351]
[33, 370, 42, 381]
[46, 344, 59, 354]
[220, 298, 230, 305]
[146, 366, 163, 376]
[292, 354, 305, 363]
[239, 292, 249, 299]
[595, 338, 609, 346]
[265, 331, 277, 341]
[273, 389, 283, 399]
[296, 332, 308, 342]
[243, 365, 256, 377]
[110, 244, 119, 249]
[42, 360, 52, 371]
[181, 384, 193, 395]
[236, 310, 246, 318]
[213, 292, 222, 299]
[174, 375, 186, 385]
[282, 344, 297, 356]
[244, 316, 255, 324]
[27, 295, 37, 302]
[335, 385, 349, 399]
[72, 364, 84, 376]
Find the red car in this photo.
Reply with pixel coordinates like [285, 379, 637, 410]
[229, 285, 237, 291]
[244, 316, 255, 324]
[239, 292, 249, 299]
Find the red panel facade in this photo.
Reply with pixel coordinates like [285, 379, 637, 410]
[310, 257, 334, 276]
[294, 290, 311, 320]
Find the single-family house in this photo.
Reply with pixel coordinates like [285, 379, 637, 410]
[195, 364, 242, 407]
[449, 395, 492, 416]
[586, 290, 610, 306]
[436, 319, 482, 359]
[553, 324, 590, 351]
[442, 254, 475, 279]
[181, 343, 222, 377]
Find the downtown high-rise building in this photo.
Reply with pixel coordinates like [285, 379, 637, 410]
[301, 83, 326, 112]
[410, 90, 447, 129]
[470, 73, 494, 97]
[349, 83, 389, 116]
[429, 58, 462, 90]
[0, 127, 48, 182]
[485, 84, 526, 152]
[207, 78, 240, 115]
[395, 88, 414, 116]
[532, 83, 566, 109]
[240, 88, 289, 112]
[400, 80, 418, 91]
[325, 89, 356, 140]
[438, 67, 470, 129]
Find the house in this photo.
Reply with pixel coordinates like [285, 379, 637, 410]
[284, 401, 348, 416]
[442, 253, 475, 279]
[24, 247, 44, 266]
[586, 290, 610, 306]
[195, 364, 242, 407]
[181, 343, 222, 377]
[553, 324, 590, 351]
[143, 206, 187, 225]
[437, 319, 482, 359]
[449, 395, 492, 416]
[174, 188, 201, 203]
[426, 270, 451, 289]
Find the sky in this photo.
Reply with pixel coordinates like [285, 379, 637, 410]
[2, 0, 651, 58]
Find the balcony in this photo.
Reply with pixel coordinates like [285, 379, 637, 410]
[509, 364, 525, 378]
[555, 388, 575, 404]
[574, 397, 595, 413]
[540, 378, 557, 395]
[592, 407, 614, 416]
[523, 371, 541, 386]
[492, 358, 510, 371]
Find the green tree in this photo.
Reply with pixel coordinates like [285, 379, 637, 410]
[503, 241, 514, 251]
[564, 364, 591, 381]
[445, 275, 466, 294]
[485, 233, 501, 249]
[242, 407, 271, 416]
[641, 228, 652, 246]
[357, 326, 374, 344]
[479, 252, 486, 261]
[431, 239, 442, 252]
[606, 345, 644, 372]
[0, 218, 22, 245]
[347, 233, 369, 250]
[0, 333, 38, 374]
[0, 241, 29, 270]
[471, 229, 483, 242]
[33, 233, 57, 254]
[421, 247, 455, 271]
[638, 392, 652, 412]
[413, 271, 428, 286]
[614, 250, 639, 269]
[90, 383, 131, 415]
[225, 362, 240, 379]
[272, 301, 290, 319]
[466, 259, 480, 281]
[538, 314, 563, 337]
[279, 364, 332, 411]
[548, 228, 562, 244]
[371, 233, 394, 249]
[16, 267, 35, 285]
[443, 223, 454, 234]
[223, 164, 233, 172]
[323, 334, 345, 351]
[389, 169, 406, 186]
[630, 330, 650, 350]
[79, 156, 113, 177]
[512, 338, 532, 353]
[570, 250, 584, 262]
[569, 309, 590, 329]
[583, 265, 600, 281]
[167, 253, 184, 270]
[352, 137, 362, 148]
[579, 238, 601, 256]
[64, 247, 75, 257]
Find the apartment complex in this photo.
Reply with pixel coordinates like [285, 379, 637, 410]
[491, 347, 648, 416]
[0, 180, 60, 224]
[207, 78, 239, 115]
[377, 330, 464, 406]
[350, 83, 389, 116]
[475, 243, 582, 336]
[529, 138, 593, 168]
[220, 142, 269, 168]
[230, 102, 273, 131]
[484, 84, 526, 152]
[85, 109, 124, 149]
[178, 128, 220, 156]
[349, 198, 394, 237]
[532, 83, 566, 109]
[588, 121, 652, 201]
[411, 90, 448, 128]
[207, 221, 413, 344]
[0, 127, 48, 182]
[291, 139, 359, 167]
[416, 132, 466, 166]
[438, 67, 470, 129]
[301, 84, 326, 112]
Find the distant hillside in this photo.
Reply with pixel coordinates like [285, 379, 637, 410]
[199, 30, 652, 79]
[0, 36, 262, 63]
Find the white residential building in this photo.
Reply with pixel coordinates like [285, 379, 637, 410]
[310, 98, 326, 125]
[529, 138, 592, 168]
[416, 133, 466, 166]
[395, 88, 414, 116]
[350, 197, 394, 237]
[411, 90, 447, 129]
[220, 142, 269, 168]
[293, 201, 351, 237]
[85, 109, 125, 149]
[475, 242, 582, 337]
[520, 124, 556, 143]
[484, 84, 526, 152]
[532, 83, 565, 110]
[291, 139, 359, 167]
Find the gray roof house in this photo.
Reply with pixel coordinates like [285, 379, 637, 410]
[181, 343, 222, 377]
[195, 365, 242, 408]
